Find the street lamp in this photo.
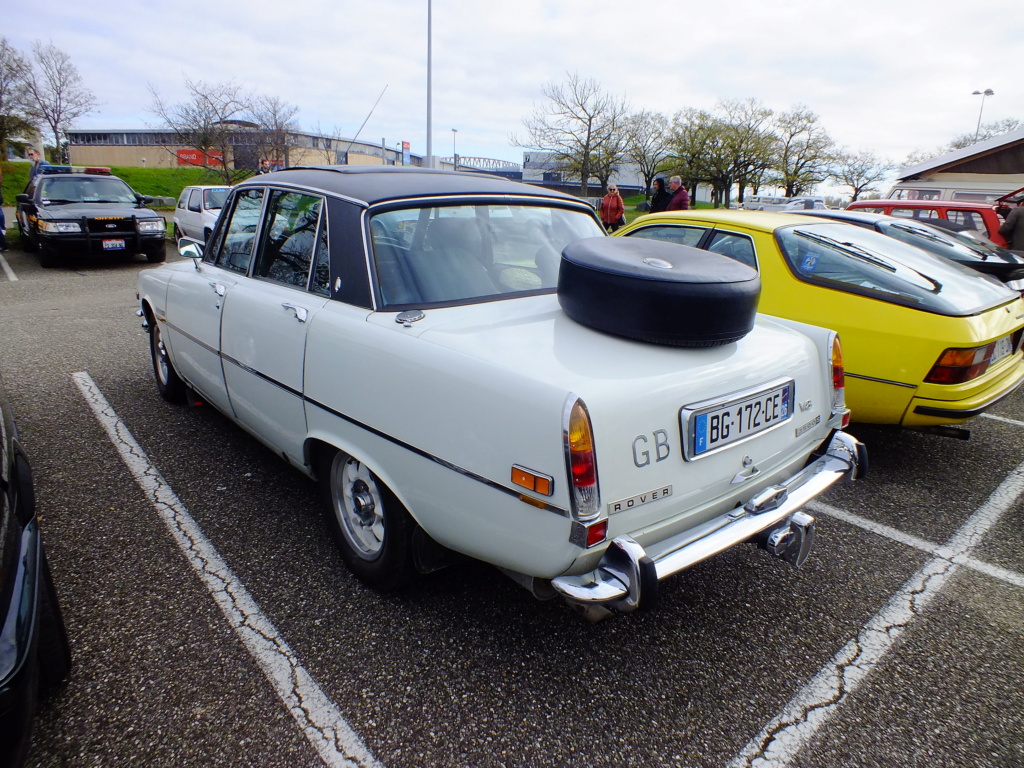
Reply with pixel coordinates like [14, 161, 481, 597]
[972, 88, 994, 142]
[452, 128, 458, 170]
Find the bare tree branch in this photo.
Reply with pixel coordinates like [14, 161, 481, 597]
[22, 40, 96, 162]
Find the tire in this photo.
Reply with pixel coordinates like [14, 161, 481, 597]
[559, 237, 761, 347]
[318, 450, 416, 591]
[19, 221, 38, 253]
[36, 549, 71, 691]
[203, 228, 212, 244]
[38, 246, 58, 268]
[149, 319, 187, 403]
[173, 225, 183, 246]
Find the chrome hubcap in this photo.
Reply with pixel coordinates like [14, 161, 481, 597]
[333, 456, 385, 560]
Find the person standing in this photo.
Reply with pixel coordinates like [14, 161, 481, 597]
[599, 184, 625, 232]
[998, 204, 1024, 251]
[27, 147, 48, 179]
[649, 178, 671, 213]
[257, 158, 271, 174]
[666, 176, 690, 211]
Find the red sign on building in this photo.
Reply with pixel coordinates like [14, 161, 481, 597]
[177, 149, 224, 167]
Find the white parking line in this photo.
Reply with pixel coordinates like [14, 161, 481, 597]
[72, 372, 382, 768]
[808, 501, 1024, 589]
[729, 460, 1024, 768]
[981, 412, 1024, 428]
[0, 252, 17, 282]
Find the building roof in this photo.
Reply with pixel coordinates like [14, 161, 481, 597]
[897, 128, 1024, 180]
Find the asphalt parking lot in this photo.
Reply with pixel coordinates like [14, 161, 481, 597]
[1, 240, 1022, 768]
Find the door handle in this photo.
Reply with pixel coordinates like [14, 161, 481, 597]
[282, 303, 308, 323]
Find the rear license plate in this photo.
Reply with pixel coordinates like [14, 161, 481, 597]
[688, 381, 793, 457]
[991, 334, 1014, 364]
[102, 238, 125, 250]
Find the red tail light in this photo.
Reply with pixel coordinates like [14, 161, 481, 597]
[564, 397, 600, 520]
[830, 333, 845, 413]
[926, 341, 1005, 384]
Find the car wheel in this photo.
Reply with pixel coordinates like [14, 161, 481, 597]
[19, 221, 38, 252]
[173, 224, 182, 245]
[203, 228, 212, 244]
[318, 450, 416, 591]
[559, 237, 760, 347]
[149, 320, 186, 403]
[38, 246, 59, 268]
[36, 550, 71, 691]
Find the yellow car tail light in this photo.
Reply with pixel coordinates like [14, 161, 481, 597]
[563, 397, 600, 520]
[926, 343, 998, 385]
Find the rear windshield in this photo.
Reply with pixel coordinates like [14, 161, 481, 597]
[204, 188, 229, 209]
[368, 202, 604, 308]
[879, 219, 1020, 265]
[775, 222, 1016, 316]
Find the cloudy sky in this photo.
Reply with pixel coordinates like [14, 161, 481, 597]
[6, 0, 1022, 188]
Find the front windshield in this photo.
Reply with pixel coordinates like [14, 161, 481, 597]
[776, 222, 1016, 316]
[369, 202, 603, 307]
[38, 176, 138, 204]
[204, 188, 229, 209]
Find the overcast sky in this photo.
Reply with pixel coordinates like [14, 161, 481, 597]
[6, 0, 1022, 190]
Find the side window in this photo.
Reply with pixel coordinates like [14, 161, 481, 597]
[253, 190, 323, 288]
[623, 224, 706, 247]
[310, 224, 330, 297]
[948, 211, 982, 230]
[890, 208, 915, 219]
[707, 232, 757, 270]
[212, 189, 265, 273]
[176, 191, 188, 210]
[187, 190, 202, 212]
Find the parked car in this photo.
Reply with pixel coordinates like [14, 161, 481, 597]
[845, 199, 1008, 247]
[742, 194, 790, 211]
[173, 185, 229, 244]
[788, 209, 1024, 287]
[137, 167, 863, 619]
[15, 166, 166, 268]
[0, 370, 71, 767]
[779, 196, 826, 211]
[617, 210, 1024, 434]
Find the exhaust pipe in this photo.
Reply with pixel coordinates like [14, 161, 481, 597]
[756, 511, 816, 568]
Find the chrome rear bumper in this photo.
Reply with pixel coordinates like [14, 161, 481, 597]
[551, 430, 865, 617]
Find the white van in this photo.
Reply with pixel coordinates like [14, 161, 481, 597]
[742, 194, 790, 211]
[173, 185, 230, 243]
[885, 181, 1022, 204]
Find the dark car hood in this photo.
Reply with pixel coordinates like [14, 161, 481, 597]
[36, 202, 162, 220]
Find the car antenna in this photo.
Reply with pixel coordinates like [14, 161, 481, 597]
[344, 84, 388, 157]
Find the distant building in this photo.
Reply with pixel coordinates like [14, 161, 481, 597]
[66, 128, 424, 171]
[890, 129, 1024, 202]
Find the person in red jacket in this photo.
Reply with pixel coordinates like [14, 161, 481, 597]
[600, 184, 625, 232]
[666, 176, 690, 210]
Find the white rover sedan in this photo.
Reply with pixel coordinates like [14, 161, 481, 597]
[138, 167, 865, 620]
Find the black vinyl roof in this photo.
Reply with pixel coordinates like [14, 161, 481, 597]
[235, 166, 584, 207]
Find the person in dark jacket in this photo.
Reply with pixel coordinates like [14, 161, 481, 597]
[666, 175, 690, 210]
[649, 178, 671, 213]
[998, 204, 1024, 251]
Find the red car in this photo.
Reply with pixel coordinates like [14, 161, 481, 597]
[846, 199, 1009, 247]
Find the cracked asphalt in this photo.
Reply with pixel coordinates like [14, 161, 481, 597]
[1, 242, 1021, 768]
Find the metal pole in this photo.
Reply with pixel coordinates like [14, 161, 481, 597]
[452, 128, 457, 171]
[426, 0, 432, 166]
[973, 89, 993, 142]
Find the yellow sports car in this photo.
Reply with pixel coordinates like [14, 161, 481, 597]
[616, 210, 1024, 431]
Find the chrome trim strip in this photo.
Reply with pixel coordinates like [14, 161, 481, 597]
[845, 372, 917, 389]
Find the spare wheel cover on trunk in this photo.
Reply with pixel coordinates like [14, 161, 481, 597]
[558, 237, 761, 347]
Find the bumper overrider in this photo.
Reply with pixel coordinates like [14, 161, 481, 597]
[551, 430, 866, 618]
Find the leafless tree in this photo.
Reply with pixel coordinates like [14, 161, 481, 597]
[0, 38, 35, 161]
[830, 149, 895, 202]
[150, 77, 252, 184]
[512, 72, 629, 197]
[249, 94, 300, 168]
[720, 98, 775, 205]
[770, 106, 834, 197]
[623, 110, 670, 198]
[22, 41, 96, 162]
